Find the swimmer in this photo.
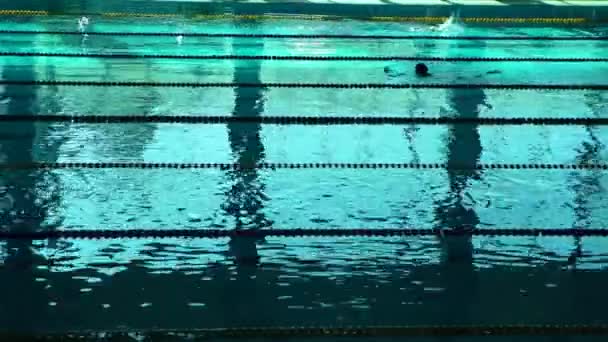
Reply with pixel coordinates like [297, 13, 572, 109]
[383, 65, 401, 78]
[434, 15, 456, 31]
[78, 16, 89, 33]
[431, 14, 464, 35]
[176, 35, 183, 45]
[415, 63, 430, 77]
[78, 16, 90, 45]
[384, 62, 432, 78]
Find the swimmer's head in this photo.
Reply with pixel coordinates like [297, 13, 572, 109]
[415, 63, 430, 76]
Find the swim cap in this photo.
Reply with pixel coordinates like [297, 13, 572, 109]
[416, 63, 429, 76]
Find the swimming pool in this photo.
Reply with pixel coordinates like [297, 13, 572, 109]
[0, 13, 607, 339]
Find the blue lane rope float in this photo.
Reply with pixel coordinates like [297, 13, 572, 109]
[1, 228, 608, 240]
[1, 30, 607, 40]
[1, 51, 607, 62]
[0, 162, 605, 170]
[1, 80, 608, 90]
[1, 115, 607, 125]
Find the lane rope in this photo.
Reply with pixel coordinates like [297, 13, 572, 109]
[0, 10, 589, 23]
[4, 325, 608, 339]
[0, 10, 48, 16]
[369, 16, 587, 24]
[2, 228, 608, 240]
[2, 51, 607, 62]
[1, 30, 606, 40]
[1, 80, 608, 90]
[2, 115, 608, 126]
[0, 162, 605, 170]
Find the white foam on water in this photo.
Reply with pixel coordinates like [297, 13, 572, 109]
[77, 16, 89, 33]
[78, 17, 90, 46]
[433, 13, 465, 36]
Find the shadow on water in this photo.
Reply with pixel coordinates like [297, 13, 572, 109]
[568, 92, 608, 266]
[223, 36, 272, 240]
[432, 41, 486, 325]
[79, 34, 159, 160]
[0, 58, 63, 329]
[63, 34, 159, 215]
[1, 34, 607, 333]
[99, 60, 158, 160]
[425, 33, 485, 263]
[219, 32, 274, 325]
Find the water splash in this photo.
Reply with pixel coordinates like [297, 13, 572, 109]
[77, 16, 89, 33]
[0, 186, 14, 215]
[433, 13, 465, 36]
[78, 17, 90, 45]
[176, 35, 183, 45]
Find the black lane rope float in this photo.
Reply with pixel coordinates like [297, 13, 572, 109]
[2, 51, 607, 62]
[2, 80, 608, 90]
[4, 115, 608, 126]
[2, 228, 608, 240]
[0, 162, 606, 170]
[6, 325, 608, 339]
[2, 30, 607, 40]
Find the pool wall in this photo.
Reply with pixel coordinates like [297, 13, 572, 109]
[1, 0, 608, 22]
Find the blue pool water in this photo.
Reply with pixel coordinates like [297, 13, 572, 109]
[0, 15, 607, 337]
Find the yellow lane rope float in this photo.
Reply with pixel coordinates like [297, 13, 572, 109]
[0, 10, 589, 24]
[0, 10, 48, 16]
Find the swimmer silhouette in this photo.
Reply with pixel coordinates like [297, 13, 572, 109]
[77, 16, 89, 33]
[415, 63, 430, 77]
[384, 63, 431, 78]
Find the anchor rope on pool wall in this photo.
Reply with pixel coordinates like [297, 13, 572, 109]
[0, 162, 605, 170]
[3, 51, 608, 62]
[2, 228, 608, 240]
[2, 30, 607, 41]
[3, 115, 608, 126]
[2, 80, 608, 90]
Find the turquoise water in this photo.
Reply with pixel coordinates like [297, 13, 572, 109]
[0, 16, 607, 336]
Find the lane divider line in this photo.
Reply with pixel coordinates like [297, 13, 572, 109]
[0, 10, 590, 23]
[1, 80, 607, 90]
[0, 51, 607, 62]
[2, 228, 608, 240]
[0, 115, 606, 125]
[0, 162, 605, 170]
[0, 30, 606, 40]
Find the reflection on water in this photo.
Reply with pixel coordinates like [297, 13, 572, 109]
[220, 34, 273, 326]
[432, 70, 485, 326]
[435, 86, 484, 262]
[433, 35, 487, 263]
[567, 92, 608, 266]
[224, 37, 271, 266]
[0, 18, 606, 335]
[0, 57, 63, 330]
[424, 36, 484, 325]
